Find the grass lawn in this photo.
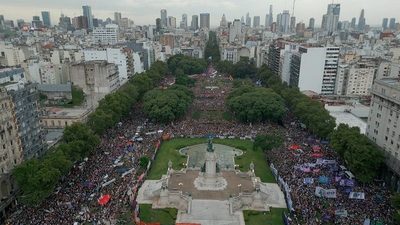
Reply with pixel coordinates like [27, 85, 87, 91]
[147, 138, 275, 183]
[139, 204, 177, 225]
[243, 208, 287, 225]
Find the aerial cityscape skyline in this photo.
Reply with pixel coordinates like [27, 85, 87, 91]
[1, 0, 399, 27]
[1, 0, 400, 224]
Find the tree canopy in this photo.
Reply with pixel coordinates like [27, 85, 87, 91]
[253, 134, 284, 152]
[227, 87, 286, 123]
[204, 31, 220, 63]
[216, 57, 257, 79]
[167, 54, 207, 75]
[330, 124, 384, 183]
[143, 85, 193, 123]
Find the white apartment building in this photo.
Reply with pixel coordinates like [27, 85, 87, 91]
[84, 48, 130, 82]
[229, 19, 244, 44]
[93, 24, 119, 45]
[280, 44, 340, 95]
[366, 78, 400, 175]
[336, 59, 377, 96]
[0, 42, 26, 67]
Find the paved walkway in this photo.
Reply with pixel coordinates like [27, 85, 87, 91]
[176, 200, 245, 225]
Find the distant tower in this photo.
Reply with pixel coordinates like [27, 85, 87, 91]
[358, 9, 366, 31]
[160, 9, 167, 28]
[382, 18, 388, 30]
[269, 5, 273, 25]
[41, 11, 51, 27]
[309, 17, 315, 31]
[82, 5, 93, 30]
[200, 13, 210, 29]
[220, 14, 227, 27]
[246, 12, 251, 27]
[191, 15, 199, 30]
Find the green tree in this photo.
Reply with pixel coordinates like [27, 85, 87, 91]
[140, 156, 150, 169]
[227, 88, 286, 123]
[253, 134, 284, 152]
[70, 85, 85, 106]
[204, 31, 221, 63]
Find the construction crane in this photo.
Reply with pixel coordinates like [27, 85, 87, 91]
[292, 0, 296, 16]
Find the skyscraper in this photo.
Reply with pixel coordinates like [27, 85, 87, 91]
[269, 5, 273, 26]
[382, 18, 389, 30]
[41, 11, 51, 27]
[290, 16, 296, 32]
[114, 12, 122, 25]
[358, 9, 366, 31]
[322, 4, 340, 33]
[277, 10, 290, 33]
[180, 14, 188, 29]
[220, 14, 227, 28]
[156, 18, 162, 31]
[389, 18, 396, 30]
[253, 16, 260, 28]
[168, 16, 176, 28]
[351, 17, 357, 29]
[246, 13, 251, 27]
[191, 15, 199, 30]
[309, 17, 315, 30]
[82, 5, 93, 30]
[160, 9, 167, 28]
[200, 13, 210, 29]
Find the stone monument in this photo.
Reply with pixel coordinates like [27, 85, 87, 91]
[193, 138, 228, 190]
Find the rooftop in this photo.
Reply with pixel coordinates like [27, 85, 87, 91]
[43, 107, 91, 118]
[325, 105, 367, 134]
[37, 83, 72, 93]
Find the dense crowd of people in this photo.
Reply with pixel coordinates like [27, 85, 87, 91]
[7, 70, 395, 225]
[8, 111, 164, 225]
[267, 114, 394, 225]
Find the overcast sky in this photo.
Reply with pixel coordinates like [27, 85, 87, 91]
[0, 0, 398, 27]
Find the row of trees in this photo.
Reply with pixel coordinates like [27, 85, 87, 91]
[255, 66, 385, 183]
[13, 124, 100, 205]
[253, 134, 284, 152]
[227, 85, 286, 123]
[13, 61, 169, 205]
[167, 54, 207, 76]
[216, 58, 257, 79]
[330, 124, 384, 183]
[88, 61, 168, 134]
[204, 31, 221, 63]
[255, 65, 336, 139]
[143, 85, 193, 123]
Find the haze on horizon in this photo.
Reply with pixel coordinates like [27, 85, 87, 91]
[0, 0, 398, 27]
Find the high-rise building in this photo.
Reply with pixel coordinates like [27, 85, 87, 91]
[322, 4, 340, 33]
[366, 78, 400, 176]
[277, 10, 290, 33]
[180, 14, 188, 29]
[265, 14, 271, 29]
[93, 24, 119, 45]
[161, 9, 167, 28]
[114, 12, 122, 25]
[389, 18, 396, 30]
[191, 15, 199, 30]
[72, 16, 88, 29]
[220, 14, 227, 28]
[0, 87, 23, 219]
[200, 13, 210, 29]
[351, 17, 357, 29]
[168, 16, 176, 28]
[32, 16, 42, 28]
[269, 5, 273, 26]
[382, 18, 389, 30]
[41, 11, 51, 27]
[156, 18, 162, 31]
[82, 5, 93, 30]
[0, 15, 4, 29]
[358, 9, 366, 31]
[59, 14, 72, 31]
[290, 16, 296, 32]
[253, 16, 260, 28]
[229, 19, 243, 43]
[296, 22, 305, 36]
[246, 13, 251, 27]
[309, 17, 315, 30]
